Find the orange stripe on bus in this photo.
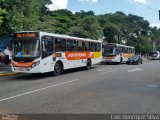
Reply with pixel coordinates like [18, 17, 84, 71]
[65, 52, 94, 60]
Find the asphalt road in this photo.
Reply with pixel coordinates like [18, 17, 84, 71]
[0, 60, 160, 114]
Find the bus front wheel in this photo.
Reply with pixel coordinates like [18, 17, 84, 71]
[54, 62, 62, 76]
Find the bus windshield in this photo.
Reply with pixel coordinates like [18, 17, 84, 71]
[102, 44, 116, 56]
[149, 52, 158, 57]
[103, 48, 115, 56]
[13, 39, 40, 58]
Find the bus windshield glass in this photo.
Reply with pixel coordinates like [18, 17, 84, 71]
[13, 39, 40, 58]
[102, 45, 116, 56]
[149, 52, 158, 57]
[103, 48, 115, 55]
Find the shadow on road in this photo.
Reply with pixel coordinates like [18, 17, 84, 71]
[99, 62, 126, 66]
[11, 67, 98, 81]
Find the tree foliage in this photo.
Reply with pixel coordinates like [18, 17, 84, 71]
[0, 0, 6, 25]
[0, 0, 50, 34]
[0, 1, 160, 53]
[68, 16, 102, 39]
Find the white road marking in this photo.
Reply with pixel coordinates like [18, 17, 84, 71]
[0, 79, 79, 102]
[97, 68, 112, 72]
[100, 69, 117, 74]
[128, 68, 143, 72]
[146, 84, 159, 88]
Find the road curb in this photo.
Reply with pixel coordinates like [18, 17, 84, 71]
[0, 72, 19, 77]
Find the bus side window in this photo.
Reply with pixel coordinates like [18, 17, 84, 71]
[41, 36, 53, 58]
[63, 39, 67, 51]
[127, 48, 129, 53]
[123, 47, 127, 53]
[84, 42, 90, 51]
[55, 38, 66, 52]
[91, 42, 96, 52]
[133, 49, 135, 54]
[122, 47, 125, 53]
[77, 41, 83, 51]
[71, 40, 77, 51]
[118, 46, 122, 53]
[115, 48, 120, 55]
[129, 48, 132, 53]
[66, 39, 70, 51]
[67, 39, 76, 51]
[95, 43, 101, 52]
[82, 41, 85, 51]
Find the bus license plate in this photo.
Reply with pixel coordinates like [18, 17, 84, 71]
[106, 60, 112, 62]
[16, 67, 27, 71]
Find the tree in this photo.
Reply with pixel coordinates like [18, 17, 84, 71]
[100, 12, 127, 43]
[0, 0, 7, 36]
[135, 35, 152, 54]
[0, 4, 159, 54]
[0, 0, 51, 35]
[75, 10, 95, 18]
[0, 0, 6, 26]
[150, 27, 160, 51]
[103, 22, 119, 43]
[69, 16, 102, 40]
[48, 9, 75, 34]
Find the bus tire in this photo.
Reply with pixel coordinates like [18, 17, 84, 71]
[86, 59, 92, 70]
[54, 62, 62, 76]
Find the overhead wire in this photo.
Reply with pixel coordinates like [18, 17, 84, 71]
[130, 0, 158, 12]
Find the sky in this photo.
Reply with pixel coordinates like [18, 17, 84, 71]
[47, 0, 160, 28]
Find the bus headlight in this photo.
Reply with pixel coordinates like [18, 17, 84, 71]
[31, 61, 40, 68]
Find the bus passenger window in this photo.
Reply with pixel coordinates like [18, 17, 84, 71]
[66, 40, 70, 51]
[77, 41, 83, 51]
[55, 38, 66, 51]
[96, 43, 101, 52]
[82, 42, 85, 51]
[41, 36, 53, 58]
[67, 40, 76, 51]
[118, 46, 122, 53]
[91, 42, 96, 52]
[115, 49, 120, 55]
[84, 42, 90, 51]
[71, 40, 77, 51]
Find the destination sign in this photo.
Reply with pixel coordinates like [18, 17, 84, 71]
[15, 32, 38, 38]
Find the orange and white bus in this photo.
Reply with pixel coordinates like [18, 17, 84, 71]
[11, 31, 102, 75]
[102, 43, 135, 64]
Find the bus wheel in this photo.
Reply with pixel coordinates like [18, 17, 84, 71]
[86, 59, 91, 70]
[54, 62, 62, 76]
